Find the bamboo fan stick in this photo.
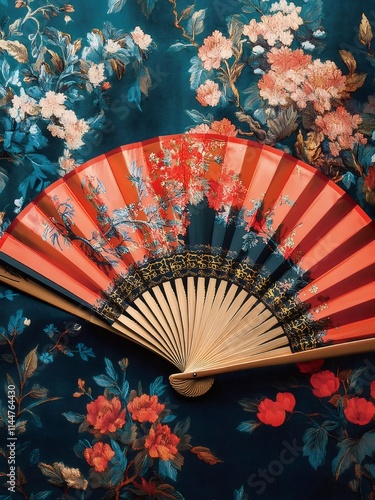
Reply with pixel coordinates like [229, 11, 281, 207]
[0, 263, 114, 332]
[170, 336, 375, 382]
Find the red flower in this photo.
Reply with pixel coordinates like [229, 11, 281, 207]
[371, 380, 375, 400]
[344, 397, 375, 426]
[101, 81, 111, 91]
[145, 424, 180, 461]
[133, 478, 158, 495]
[276, 392, 296, 412]
[364, 165, 375, 190]
[83, 442, 114, 473]
[86, 395, 126, 434]
[127, 394, 165, 423]
[310, 370, 340, 398]
[257, 398, 286, 427]
[297, 359, 324, 373]
[257, 392, 295, 427]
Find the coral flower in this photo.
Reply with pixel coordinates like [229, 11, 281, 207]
[297, 359, 324, 374]
[310, 370, 340, 398]
[127, 394, 165, 423]
[210, 118, 238, 136]
[86, 395, 126, 434]
[188, 123, 211, 134]
[145, 424, 180, 461]
[276, 392, 296, 412]
[84, 442, 114, 473]
[344, 397, 375, 426]
[257, 398, 286, 427]
[198, 30, 233, 70]
[371, 380, 375, 400]
[267, 46, 311, 73]
[196, 80, 221, 107]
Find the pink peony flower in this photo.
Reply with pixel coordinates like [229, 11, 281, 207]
[315, 106, 366, 156]
[210, 118, 237, 136]
[196, 80, 221, 107]
[198, 30, 233, 70]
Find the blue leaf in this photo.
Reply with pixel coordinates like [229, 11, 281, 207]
[4, 290, 17, 301]
[149, 376, 166, 397]
[8, 309, 27, 336]
[187, 9, 206, 37]
[105, 357, 118, 381]
[233, 486, 245, 500]
[63, 411, 85, 424]
[76, 343, 95, 362]
[0, 0, 8, 6]
[348, 367, 368, 393]
[121, 379, 129, 399]
[188, 56, 211, 90]
[342, 171, 356, 189]
[93, 374, 116, 387]
[30, 492, 52, 500]
[243, 84, 263, 112]
[302, 427, 328, 470]
[158, 459, 178, 481]
[26, 154, 56, 176]
[332, 437, 357, 478]
[169, 42, 189, 52]
[127, 83, 142, 111]
[138, 0, 158, 16]
[29, 448, 40, 466]
[110, 438, 127, 484]
[237, 421, 259, 434]
[186, 108, 211, 124]
[364, 463, 375, 478]
[162, 414, 176, 423]
[107, 0, 127, 14]
[26, 410, 42, 428]
[357, 431, 375, 464]
[73, 439, 92, 458]
[301, 0, 323, 30]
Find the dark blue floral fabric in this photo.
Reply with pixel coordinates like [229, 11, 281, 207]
[0, 1, 375, 499]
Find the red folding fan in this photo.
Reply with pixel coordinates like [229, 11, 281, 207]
[0, 134, 374, 396]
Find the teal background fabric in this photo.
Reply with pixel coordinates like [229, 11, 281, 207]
[1, 1, 375, 498]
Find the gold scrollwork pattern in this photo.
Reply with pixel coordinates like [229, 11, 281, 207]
[95, 249, 327, 352]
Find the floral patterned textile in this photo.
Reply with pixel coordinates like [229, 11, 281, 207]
[0, 1, 375, 499]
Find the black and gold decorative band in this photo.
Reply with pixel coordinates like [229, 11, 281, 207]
[96, 248, 327, 353]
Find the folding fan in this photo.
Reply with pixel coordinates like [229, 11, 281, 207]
[1, 134, 374, 396]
